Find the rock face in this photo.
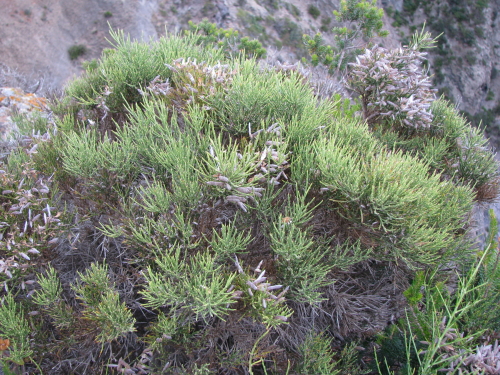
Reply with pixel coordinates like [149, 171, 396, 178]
[0, 0, 158, 92]
[430, 1, 500, 116]
[0, 87, 47, 142]
[380, 0, 403, 12]
[0, 0, 364, 91]
[445, 8, 498, 114]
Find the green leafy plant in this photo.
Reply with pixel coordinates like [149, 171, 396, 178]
[142, 247, 237, 321]
[269, 189, 333, 305]
[461, 209, 500, 332]
[297, 334, 364, 374]
[0, 293, 33, 365]
[63, 28, 224, 117]
[307, 5, 321, 19]
[33, 266, 74, 329]
[33, 263, 135, 345]
[297, 332, 339, 374]
[91, 290, 135, 343]
[376, 210, 500, 374]
[209, 224, 252, 261]
[303, 0, 388, 74]
[187, 19, 266, 59]
[68, 44, 87, 60]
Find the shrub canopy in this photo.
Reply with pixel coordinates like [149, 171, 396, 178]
[1, 27, 498, 374]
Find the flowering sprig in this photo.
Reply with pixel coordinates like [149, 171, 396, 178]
[0, 163, 62, 285]
[140, 58, 235, 112]
[348, 44, 436, 131]
[234, 257, 292, 327]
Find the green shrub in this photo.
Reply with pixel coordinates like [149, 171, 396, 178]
[491, 66, 498, 80]
[64, 28, 225, 117]
[237, 9, 269, 41]
[307, 4, 321, 19]
[1, 24, 498, 374]
[465, 51, 477, 65]
[320, 16, 332, 32]
[376, 228, 500, 374]
[103, 11, 113, 18]
[391, 10, 409, 27]
[207, 59, 318, 135]
[402, 0, 421, 14]
[262, 0, 279, 10]
[434, 69, 445, 84]
[201, 0, 216, 16]
[274, 17, 302, 47]
[67, 44, 87, 60]
[33, 263, 135, 343]
[297, 333, 339, 374]
[459, 25, 476, 46]
[474, 25, 485, 38]
[284, 2, 301, 18]
[186, 19, 267, 58]
[304, 0, 388, 74]
[0, 294, 33, 365]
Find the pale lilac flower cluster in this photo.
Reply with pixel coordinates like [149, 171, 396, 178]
[348, 45, 436, 130]
[139, 58, 235, 110]
[433, 334, 500, 374]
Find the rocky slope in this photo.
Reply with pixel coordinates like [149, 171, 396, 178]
[0, 0, 158, 91]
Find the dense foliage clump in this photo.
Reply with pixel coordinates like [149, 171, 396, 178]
[0, 20, 500, 375]
[303, 0, 388, 74]
[68, 44, 87, 61]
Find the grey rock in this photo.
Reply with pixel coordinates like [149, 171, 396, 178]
[380, 0, 404, 12]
